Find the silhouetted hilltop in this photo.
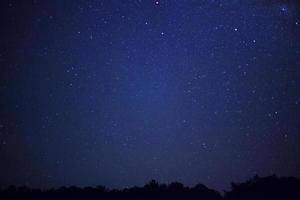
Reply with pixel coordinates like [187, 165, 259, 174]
[1, 175, 299, 200]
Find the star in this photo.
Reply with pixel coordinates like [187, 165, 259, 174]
[280, 5, 288, 13]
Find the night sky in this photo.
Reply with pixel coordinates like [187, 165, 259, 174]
[1, 0, 300, 191]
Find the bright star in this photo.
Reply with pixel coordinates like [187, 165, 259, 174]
[280, 5, 288, 13]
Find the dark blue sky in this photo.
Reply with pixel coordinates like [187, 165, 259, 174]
[1, 0, 300, 191]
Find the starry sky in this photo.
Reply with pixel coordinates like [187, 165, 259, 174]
[1, 0, 300, 191]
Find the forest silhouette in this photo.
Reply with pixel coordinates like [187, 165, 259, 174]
[1, 175, 300, 200]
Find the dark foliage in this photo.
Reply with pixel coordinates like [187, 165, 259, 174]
[0, 175, 299, 200]
[224, 175, 300, 200]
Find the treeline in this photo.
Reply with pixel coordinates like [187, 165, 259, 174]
[1, 175, 300, 200]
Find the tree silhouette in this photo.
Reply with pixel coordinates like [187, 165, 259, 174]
[224, 175, 300, 200]
[0, 175, 299, 200]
